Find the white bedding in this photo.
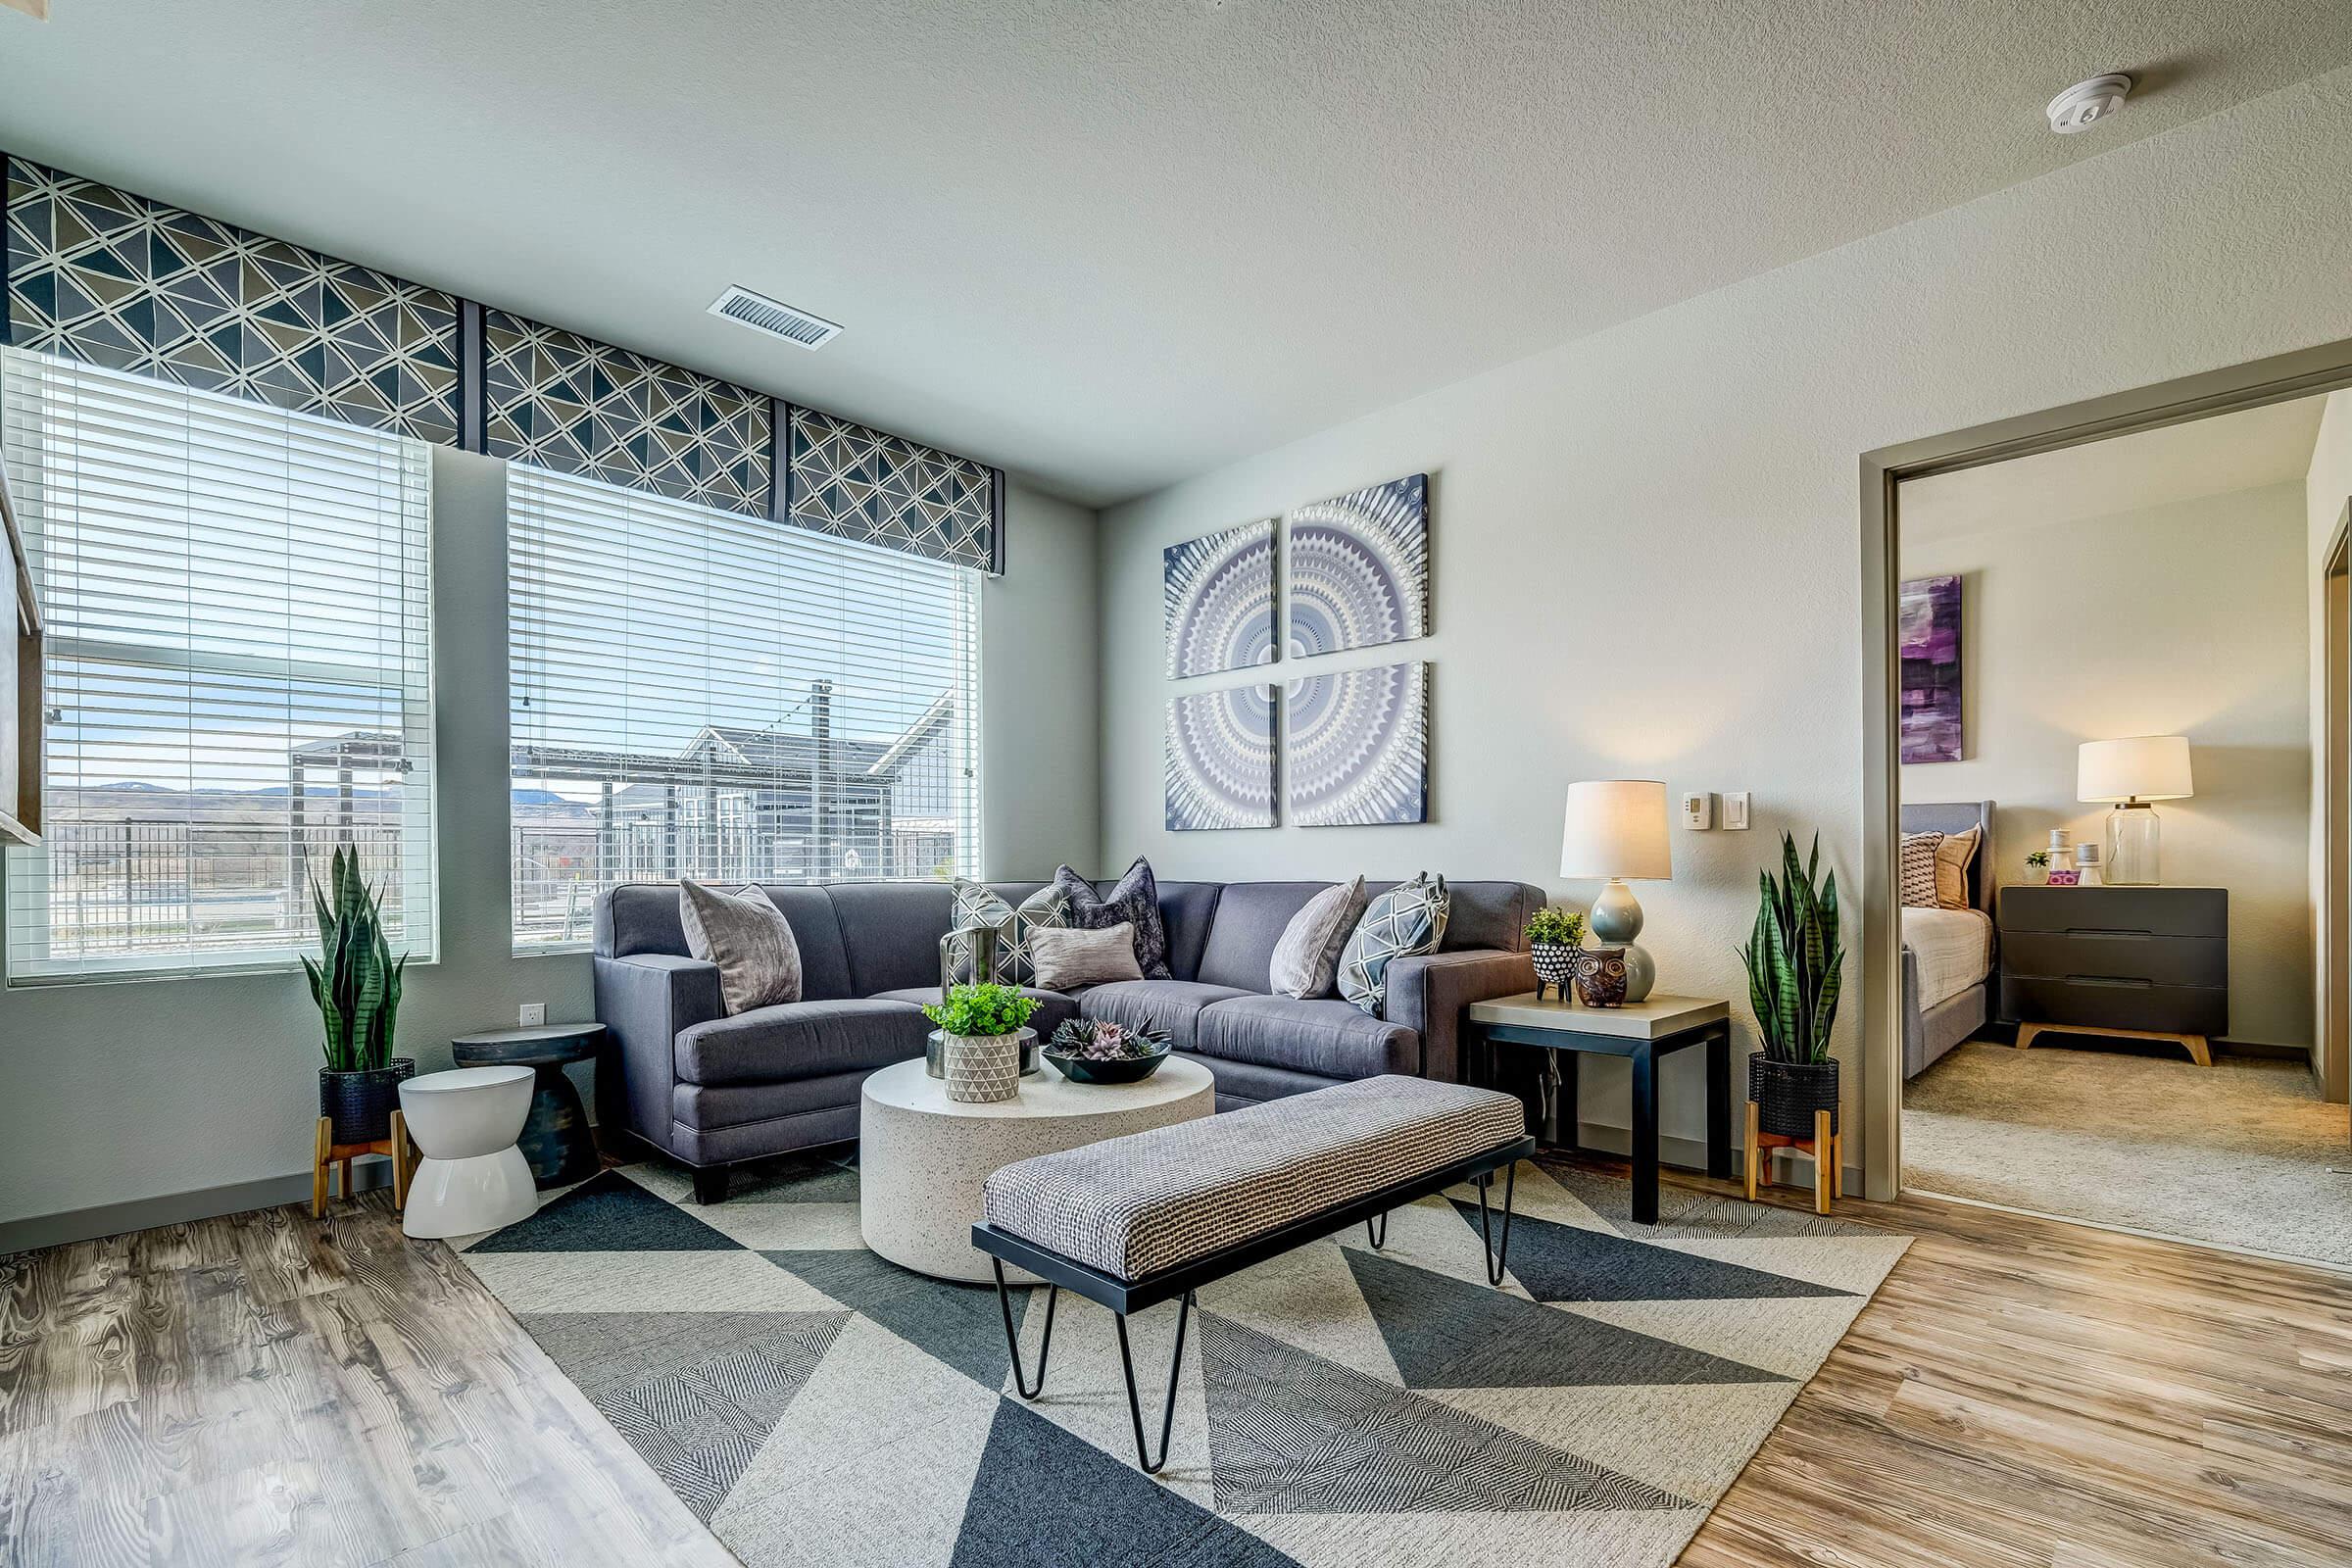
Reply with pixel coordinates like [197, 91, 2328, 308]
[1902, 906, 1992, 1009]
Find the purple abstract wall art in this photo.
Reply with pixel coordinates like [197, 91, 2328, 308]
[1898, 573, 1963, 763]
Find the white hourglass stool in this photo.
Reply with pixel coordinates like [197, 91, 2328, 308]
[399, 1065, 538, 1239]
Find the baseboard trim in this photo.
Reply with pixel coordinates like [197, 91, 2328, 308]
[0, 1159, 395, 1257]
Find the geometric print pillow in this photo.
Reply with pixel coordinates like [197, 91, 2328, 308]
[1339, 872, 1451, 1015]
[1898, 832, 1944, 910]
[949, 880, 1071, 987]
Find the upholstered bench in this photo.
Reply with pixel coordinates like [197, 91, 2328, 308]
[972, 1073, 1534, 1471]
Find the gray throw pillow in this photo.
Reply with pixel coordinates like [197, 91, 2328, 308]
[1053, 858, 1171, 979]
[949, 879, 1071, 986]
[1268, 876, 1369, 999]
[1339, 872, 1451, 1014]
[1029, 922, 1146, 991]
[678, 879, 803, 1014]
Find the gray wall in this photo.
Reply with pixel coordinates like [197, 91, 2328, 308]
[1096, 68, 2352, 1153]
[1900, 482, 2313, 1049]
[0, 452, 1099, 1249]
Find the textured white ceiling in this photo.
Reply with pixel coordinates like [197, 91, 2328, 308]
[3, 2, 2349, 505]
[1900, 394, 2328, 542]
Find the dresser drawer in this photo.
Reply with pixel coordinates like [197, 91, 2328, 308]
[1996, 886, 2226, 939]
[2002, 975, 2228, 1037]
[2001, 931, 2227, 989]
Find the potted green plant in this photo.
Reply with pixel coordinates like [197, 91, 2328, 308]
[924, 982, 1042, 1103]
[1524, 906, 1586, 1002]
[304, 844, 414, 1145]
[1740, 832, 1843, 1140]
[2024, 849, 2050, 886]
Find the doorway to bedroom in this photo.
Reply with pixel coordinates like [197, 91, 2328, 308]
[1890, 389, 2352, 1267]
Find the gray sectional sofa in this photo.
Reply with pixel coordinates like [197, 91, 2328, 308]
[593, 876, 1542, 1200]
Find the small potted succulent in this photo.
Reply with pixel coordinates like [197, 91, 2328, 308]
[305, 844, 415, 1145]
[2024, 849, 2050, 886]
[1740, 832, 1842, 1141]
[1044, 1016, 1174, 1084]
[1524, 906, 1587, 1002]
[924, 982, 1041, 1103]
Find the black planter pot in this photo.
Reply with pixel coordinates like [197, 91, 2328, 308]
[1748, 1053, 1838, 1141]
[319, 1057, 416, 1145]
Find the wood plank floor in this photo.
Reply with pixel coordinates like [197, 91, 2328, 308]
[2, 1164, 2347, 1567]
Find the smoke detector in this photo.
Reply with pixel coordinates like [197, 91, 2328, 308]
[708, 285, 843, 350]
[2047, 74, 2132, 135]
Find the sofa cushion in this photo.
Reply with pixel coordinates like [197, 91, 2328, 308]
[1076, 979, 1253, 1050]
[1153, 881, 1224, 982]
[1269, 876, 1368, 999]
[949, 879, 1071, 986]
[674, 998, 931, 1086]
[678, 880, 804, 1014]
[1195, 882, 1335, 992]
[1340, 873, 1449, 1013]
[1194, 993, 1419, 1080]
[1056, 858, 1172, 979]
[825, 882, 957, 996]
[868, 986, 1080, 1043]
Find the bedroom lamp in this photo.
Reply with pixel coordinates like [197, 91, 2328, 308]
[1560, 779, 1672, 1003]
[2077, 736, 2192, 886]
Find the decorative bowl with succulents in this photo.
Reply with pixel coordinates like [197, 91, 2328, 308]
[1042, 1016, 1174, 1084]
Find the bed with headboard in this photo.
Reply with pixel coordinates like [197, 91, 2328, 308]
[1900, 801, 1995, 1078]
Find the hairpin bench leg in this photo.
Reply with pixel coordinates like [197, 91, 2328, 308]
[1113, 1291, 1195, 1475]
[1365, 1210, 1388, 1250]
[991, 1259, 1058, 1399]
[1474, 1161, 1519, 1286]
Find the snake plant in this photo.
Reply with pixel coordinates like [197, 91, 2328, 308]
[1740, 832, 1842, 1064]
[303, 844, 409, 1073]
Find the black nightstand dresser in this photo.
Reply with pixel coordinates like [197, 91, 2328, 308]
[1996, 886, 2228, 1065]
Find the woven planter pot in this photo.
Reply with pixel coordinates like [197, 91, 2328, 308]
[319, 1057, 416, 1145]
[1748, 1054, 1838, 1141]
[942, 1032, 1023, 1103]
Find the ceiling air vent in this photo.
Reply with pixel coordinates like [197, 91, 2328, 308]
[708, 286, 843, 350]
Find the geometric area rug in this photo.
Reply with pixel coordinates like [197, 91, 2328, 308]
[452, 1151, 1910, 1567]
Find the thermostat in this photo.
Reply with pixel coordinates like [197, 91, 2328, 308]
[1681, 792, 1713, 830]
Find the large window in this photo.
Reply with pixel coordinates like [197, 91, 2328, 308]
[507, 466, 981, 950]
[1, 351, 437, 982]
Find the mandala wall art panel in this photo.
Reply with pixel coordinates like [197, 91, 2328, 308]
[1287, 471, 1429, 657]
[1166, 683, 1277, 831]
[1287, 661, 1430, 827]
[1164, 518, 1277, 678]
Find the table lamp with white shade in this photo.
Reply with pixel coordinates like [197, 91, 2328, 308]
[1560, 779, 1673, 1003]
[2077, 735, 2192, 886]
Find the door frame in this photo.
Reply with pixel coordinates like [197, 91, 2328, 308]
[2325, 504, 2352, 1106]
[1858, 338, 2352, 1200]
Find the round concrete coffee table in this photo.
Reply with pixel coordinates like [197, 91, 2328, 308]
[859, 1054, 1215, 1282]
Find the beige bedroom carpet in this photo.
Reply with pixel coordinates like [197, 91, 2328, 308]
[1903, 1040, 2352, 1267]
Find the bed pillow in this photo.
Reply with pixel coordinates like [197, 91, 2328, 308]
[1053, 857, 1172, 979]
[678, 879, 803, 1014]
[1269, 876, 1369, 999]
[1030, 923, 1147, 991]
[1933, 825, 1982, 910]
[1340, 873, 1450, 1014]
[1899, 832, 1944, 909]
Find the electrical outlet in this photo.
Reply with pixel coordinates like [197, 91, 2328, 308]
[1680, 792, 1713, 830]
[519, 1003, 547, 1027]
[1724, 791, 1752, 830]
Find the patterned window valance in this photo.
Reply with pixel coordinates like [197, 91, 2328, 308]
[481, 310, 771, 518]
[5, 156, 1003, 564]
[788, 406, 1001, 573]
[3, 157, 461, 445]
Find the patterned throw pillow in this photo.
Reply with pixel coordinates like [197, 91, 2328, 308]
[1054, 858, 1172, 979]
[1899, 832, 1944, 909]
[1269, 877, 1369, 1000]
[1933, 825, 1982, 910]
[678, 879, 803, 1014]
[949, 879, 1071, 986]
[1340, 873, 1450, 1014]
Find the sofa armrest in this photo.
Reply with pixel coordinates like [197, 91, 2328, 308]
[1382, 949, 1536, 1084]
[593, 954, 726, 1156]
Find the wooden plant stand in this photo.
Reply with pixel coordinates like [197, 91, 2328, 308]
[1743, 1102, 1841, 1215]
[314, 1111, 415, 1217]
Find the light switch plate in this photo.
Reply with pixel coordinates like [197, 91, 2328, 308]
[1680, 792, 1713, 830]
[519, 1003, 547, 1027]
[1724, 791, 1751, 830]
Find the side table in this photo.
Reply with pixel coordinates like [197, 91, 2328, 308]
[1467, 991, 1732, 1224]
[451, 1022, 610, 1189]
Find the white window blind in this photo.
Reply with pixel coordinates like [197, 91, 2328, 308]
[508, 466, 981, 951]
[1, 350, 437, 983]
